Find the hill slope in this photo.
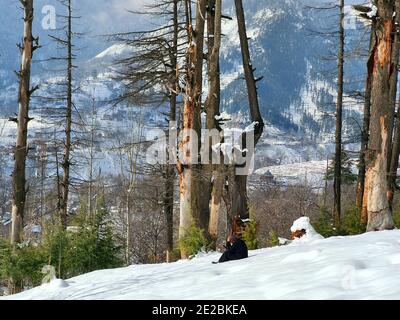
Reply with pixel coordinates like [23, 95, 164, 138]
[3, 230, 400, 300]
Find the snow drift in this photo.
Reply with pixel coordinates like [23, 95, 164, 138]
[2, 228, 400, 300]
[290, 216, 324, 243]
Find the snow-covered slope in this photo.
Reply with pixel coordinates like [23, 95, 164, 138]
[254, 160, 329, 187]
[3, 230, 400, 300]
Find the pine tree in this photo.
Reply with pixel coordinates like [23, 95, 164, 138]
[326, 149, 357, 185]
[67, 197, 123, 276]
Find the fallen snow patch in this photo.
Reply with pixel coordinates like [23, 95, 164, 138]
[45, 279, 69, 291]
[290, 217, 324, 243]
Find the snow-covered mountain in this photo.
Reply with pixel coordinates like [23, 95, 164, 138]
[0, 0, 367, 169]
[219, 0, 365, 137]
[3, 227, 400, 300]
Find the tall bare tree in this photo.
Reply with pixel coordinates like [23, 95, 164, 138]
[11, 0, 39, 244]
[206, 0, 223, 245]
[363, 0, 395, 231]
[164, 0, 179, 262]
[333, 0, 345, 228]
[178, 0, 207, 258]
[232, 0, 264, 222]
[42, 0, 78, 229]
[387, 0, 400, 209]
[356, 21, 374, 221]
[113, 0, 185, 261]
[59, 0, 74, 229]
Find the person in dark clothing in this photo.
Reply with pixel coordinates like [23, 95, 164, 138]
[218, 234, 248, 263]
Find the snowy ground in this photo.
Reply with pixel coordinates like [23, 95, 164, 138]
[254, 160, 328, 188]
[3, 229, 400, 300]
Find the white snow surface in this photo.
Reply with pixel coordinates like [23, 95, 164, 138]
[367, 3, 378, 18]
[290, 217, 324, 243]
[93, 43, 131, 59]
[254, 160, 329, 188]
[3, 230, 400, 300]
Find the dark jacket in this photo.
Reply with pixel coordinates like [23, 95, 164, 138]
[218, 239, 248, 263]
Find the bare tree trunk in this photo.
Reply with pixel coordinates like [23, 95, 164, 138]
[389, 103, 400, 209]
[165, 0, 178, 262]
[363, 0, 395, 231]
[387, 0, 400, 209]
[40, 144, 45, 227]
[11, 0, 37, 245]
[209, 167, 224, 244]
[10, 0, 38, 294]
[206, 0, 222, 247]
[234, 0, 264, 143]
[233, 0, 264, 221]
[225, 165, 236, 233]
[60, 0, 73, 230]
[205, 0, 221, 132]
[192, 0, 211, 234]
[54, 128, 62, 217]
[126, 188, 131, 264]
[87, 98, 96, 220]
[125, 119, 143, 264]
[165, 148, 175, 263]
[333, 0, 345, 229]
[357, 25, 374, 222]
[232, 174, 248, 218]
[179, 0, 206, 258]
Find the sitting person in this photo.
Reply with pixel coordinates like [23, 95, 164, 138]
[218, 234, 248, 263]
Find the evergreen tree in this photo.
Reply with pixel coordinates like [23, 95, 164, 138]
[242, 220, 258, 250]
[67, 197, 123, 275]
[326, 149, 357, 185]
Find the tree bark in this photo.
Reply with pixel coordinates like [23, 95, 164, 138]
[179, 0, 206, 258]
[333, 0, 345, 229]
[206, 0, 221, 132]
[206, 0, 223, 247]
[235, 0, 264, 144]
[60, 0, 73, 230]
[192, 0, 211, 234]
[363, 0, 395, 231]
[387, 0, 400, 209]
[165, 0, 179, 263]
[11, 0, 36, 245]
[88, 99, 95, 220]
[233, 0, 264, 221]
[357, 23, 374, 223]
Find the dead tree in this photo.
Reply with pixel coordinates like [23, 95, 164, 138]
[363, 0, 395, 231]
[206, 0, 223, 246]
[113, 0, 185, 261]
[333, 0, 345, 229]
[59, 0, 74, 229]
[164, 0, 179, 262]
[356, 29, 374, 222]
[178, 0, 207, 258]
[41, 0, 78, 229]
[11, 0, 39, 245]
[231, 0, 264, 223]
[387, 0, 400, 209]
